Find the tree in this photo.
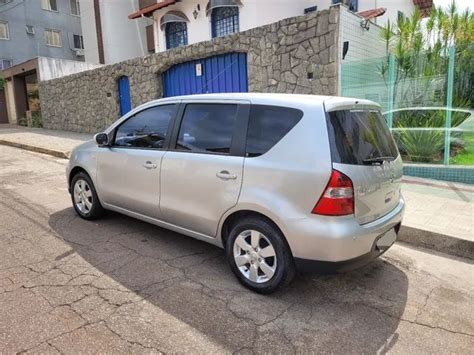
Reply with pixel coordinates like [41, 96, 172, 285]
[381, 1, 474, 108]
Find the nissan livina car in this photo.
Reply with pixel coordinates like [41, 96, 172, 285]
[67, 93, 404, 293]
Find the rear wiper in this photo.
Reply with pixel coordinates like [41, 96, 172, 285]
[362, 157, 395, 165]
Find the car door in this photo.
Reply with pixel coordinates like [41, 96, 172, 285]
[96, 103, 177, 219]
[160, 101, 248, 237]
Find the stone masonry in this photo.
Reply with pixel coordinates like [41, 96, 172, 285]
[39, 7, 340, 133]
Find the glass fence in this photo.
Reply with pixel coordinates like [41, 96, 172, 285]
[341, 46, 474, 167]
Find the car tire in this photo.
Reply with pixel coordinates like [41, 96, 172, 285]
[71, 172, 104, 220]
[226, 217, 295, 294]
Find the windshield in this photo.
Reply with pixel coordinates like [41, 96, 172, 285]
[326, 110, 399, 165]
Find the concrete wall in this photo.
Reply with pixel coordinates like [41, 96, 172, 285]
[38, 57, 102, 81]
[0, 0, 84, 66]
[79, 0, 149, 64]
[39, 8, 340, 133]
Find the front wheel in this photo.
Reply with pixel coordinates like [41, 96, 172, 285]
[226, 217, 295, 294]
[71, 172, 104, 220]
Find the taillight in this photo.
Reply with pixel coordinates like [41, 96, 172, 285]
[312, 169, 354, 216]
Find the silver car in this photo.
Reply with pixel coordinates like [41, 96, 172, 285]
[67, 94, 404, 293]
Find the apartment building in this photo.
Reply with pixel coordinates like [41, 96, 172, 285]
[128, 0, 432, 53]
[0, 0, 84, 68]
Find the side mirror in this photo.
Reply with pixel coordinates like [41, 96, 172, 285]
[94, 133, 109, 146]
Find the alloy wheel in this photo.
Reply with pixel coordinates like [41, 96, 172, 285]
[233, 230, 277, 283]
[73, 179, 93, 214]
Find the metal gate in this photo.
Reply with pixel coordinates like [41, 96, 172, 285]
[162, 52, 248, 98]
[0, 89, 8, 123]
[118, 76, 131, 116]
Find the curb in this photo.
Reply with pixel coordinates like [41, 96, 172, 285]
[398, 225, 473, 260]
[0, 140, 69, 159]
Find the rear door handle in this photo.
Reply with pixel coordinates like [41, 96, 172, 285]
[143, 161, 157, 169]
[216, 170, 237, 180]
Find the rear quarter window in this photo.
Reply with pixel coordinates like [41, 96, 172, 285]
[246, 105, 303, 157]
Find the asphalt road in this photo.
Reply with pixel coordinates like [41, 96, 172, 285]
[0, 145, 473, 354]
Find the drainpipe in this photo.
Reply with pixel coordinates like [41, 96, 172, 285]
[93, 0, 105, 64]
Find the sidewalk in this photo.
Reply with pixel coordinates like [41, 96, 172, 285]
[400, 176, 473, 259]
[0, 124, 472, 259]
[0, 124, 91, 158]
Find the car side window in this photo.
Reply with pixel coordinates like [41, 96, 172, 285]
[246, 105, 303, 157]
[114, 104, 176, 149]
[176, 103, 238, 154]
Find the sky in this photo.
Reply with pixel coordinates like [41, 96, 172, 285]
[433, 0, 471, 12]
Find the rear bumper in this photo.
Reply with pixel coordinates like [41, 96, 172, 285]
[294, 223, 400, 273]
[284, 197, 405, 263]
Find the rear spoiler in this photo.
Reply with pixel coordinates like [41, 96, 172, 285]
[324, 98, 381, 113]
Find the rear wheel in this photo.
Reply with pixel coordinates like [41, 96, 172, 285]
[71, 172, 104, 220]
[226, 217, 295, 294]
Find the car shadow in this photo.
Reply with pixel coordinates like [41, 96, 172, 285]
[49, 208, 408, 353]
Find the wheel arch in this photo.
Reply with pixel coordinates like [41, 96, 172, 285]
[219, 208, 293, 256]
[68, 165, 93, 192]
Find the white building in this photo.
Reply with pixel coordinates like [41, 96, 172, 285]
[78, 0, 432, 63]
[128, 0, 432, 53]
[79, 0, 150, 64]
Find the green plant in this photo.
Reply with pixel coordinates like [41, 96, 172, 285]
[380, 1, 474, 108]
[18, 117, 27, 126]
[450, 133, 474, 165]
[395, 129, 445, 162]
[393, 109, 470, 128]
[31, 111, 43, 128]
[0, 76, 5, 90]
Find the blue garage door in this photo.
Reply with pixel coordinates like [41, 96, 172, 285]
[162, 52, 247, 97]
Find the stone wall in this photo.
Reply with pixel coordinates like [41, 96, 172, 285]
[39, 7, 340, 133]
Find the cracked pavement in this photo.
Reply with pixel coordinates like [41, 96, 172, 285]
[0, 145, 473, 354]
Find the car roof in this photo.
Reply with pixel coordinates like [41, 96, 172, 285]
[147, 93, 380, 111]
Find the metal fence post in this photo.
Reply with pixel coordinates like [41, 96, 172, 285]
[386, 54, 396, 128]
[444, 46, 455, 165]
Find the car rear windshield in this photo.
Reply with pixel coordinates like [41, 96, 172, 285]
[326, 110, 399, 165]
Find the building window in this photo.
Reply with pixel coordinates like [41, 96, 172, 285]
[0, 21, 9, 40]
[332, 0, 358, 12]
[0, 59, 12, 70]
[165, 22, 188, 50]
[70, 0, 80, 16]
[211, 7, 239, 38]
[73, 34, 84, 49]
[41, 0, 58, 11]
[45, 29, 62, 47]
[26, 25, 35, 35]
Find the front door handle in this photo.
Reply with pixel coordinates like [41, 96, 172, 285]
[216, 170, 237, 180]
[143, 161, 157, 169]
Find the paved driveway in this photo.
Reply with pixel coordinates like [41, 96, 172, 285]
[0, 145, 472, 354]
